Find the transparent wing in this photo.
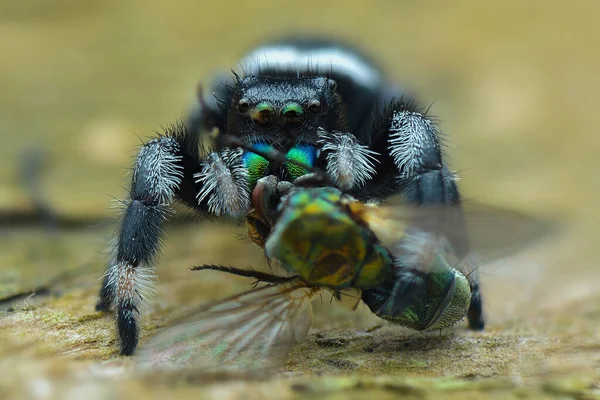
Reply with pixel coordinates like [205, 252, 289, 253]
[356, 200, 555, 320]
[358, 200, 556, 267]
[135, 280, 320, 377]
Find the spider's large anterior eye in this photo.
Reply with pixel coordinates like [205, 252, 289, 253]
[251, 102, 275, 125]
[281, 102, 305, 127]
[238, 99, 250, 113]
[308, 100, 321, 113]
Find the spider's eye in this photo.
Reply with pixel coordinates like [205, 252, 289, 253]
[327, 79, 337, 92]
[280, 102, 305, 127]
[238, 99, 250, 113]
[251, 102, 275, 125]
[308, 100, 321, 114]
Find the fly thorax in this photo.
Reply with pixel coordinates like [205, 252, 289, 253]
[265, 187, 373, 289]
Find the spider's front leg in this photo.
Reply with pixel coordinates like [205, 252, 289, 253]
[96, 122, 250, 356]
[365, 99, 485, 331]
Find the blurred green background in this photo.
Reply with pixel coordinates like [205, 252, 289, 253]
[1, 1, 599, 399]
[2, 0, 598, 220]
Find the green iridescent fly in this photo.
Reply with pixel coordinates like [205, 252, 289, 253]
[250, 176, 473, 333]
[134, 140, 551, 376]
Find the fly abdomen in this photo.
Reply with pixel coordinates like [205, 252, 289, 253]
[362, 254, 472, 331]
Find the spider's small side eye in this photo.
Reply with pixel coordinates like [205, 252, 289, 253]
[308, 100, 321, 113]
[238, 99, 250, 113]
[327, 79, 337, 92]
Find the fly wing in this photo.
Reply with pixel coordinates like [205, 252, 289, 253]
[357, 200, 554, 319]
[360, 200, 556, 267]
[134, 280, 319, 378]
[456, 201, 556, 262]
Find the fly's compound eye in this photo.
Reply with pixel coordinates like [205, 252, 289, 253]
[308, 100, 321, 114]
[280, 102, 305, 128]
[251, 102, 275, 126]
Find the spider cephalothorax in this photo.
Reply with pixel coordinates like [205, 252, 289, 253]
[222, 75, 345, 148]
[96, 37, 483, 356]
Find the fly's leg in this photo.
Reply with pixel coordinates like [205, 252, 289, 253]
[96, 122, 251, 356]
[364, 98, 484, 330]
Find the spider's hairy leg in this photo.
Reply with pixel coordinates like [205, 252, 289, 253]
[184, 73, 231, 139]
[367, 99, 484, 331]
[96, 122, 251, 356]
[95, 123, 196, 356]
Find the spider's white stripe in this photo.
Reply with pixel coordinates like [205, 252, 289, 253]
[240, 45, 382, 88]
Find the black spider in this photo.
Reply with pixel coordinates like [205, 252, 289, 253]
[95, 37, 483, 356]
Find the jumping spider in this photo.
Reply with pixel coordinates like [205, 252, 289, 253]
[96, 37, 483, 356]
